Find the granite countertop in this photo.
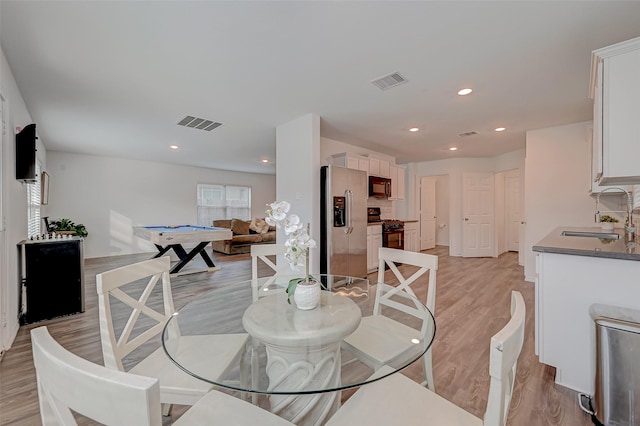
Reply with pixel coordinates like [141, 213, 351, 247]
[367, 221, 383, 226]
[533, 227, 640, 261]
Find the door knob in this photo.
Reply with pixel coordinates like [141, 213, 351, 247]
[464, 218, 469, 221]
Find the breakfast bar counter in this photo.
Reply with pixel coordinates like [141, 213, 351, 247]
[533, 226, 639, 260]
[533, 226, 640, 395]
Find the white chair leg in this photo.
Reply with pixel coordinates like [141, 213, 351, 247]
[421, 349, 435, 392]
[162, 403, 172, 417]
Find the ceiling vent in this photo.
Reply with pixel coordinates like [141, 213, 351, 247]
[458, 131, 478, 137]
[371, 72, 408, 90]
[177, 116, 222, 131]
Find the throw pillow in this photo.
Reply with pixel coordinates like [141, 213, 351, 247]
[250, 217, 270, 234]
[231, 219, 250, 235]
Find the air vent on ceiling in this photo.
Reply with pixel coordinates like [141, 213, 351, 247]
[458, 131, 478, 137]
[177, 116, 222, 131]
[371, 72, 408, 90]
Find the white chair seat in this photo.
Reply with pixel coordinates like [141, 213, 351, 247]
[342, 315, 422, 366]
[326, 367, 482, 426]
[174, 389, 293, 425]
[131, 334, 248, 405]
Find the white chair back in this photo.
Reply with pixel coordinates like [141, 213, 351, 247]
[251, 244, 287, 301]
[96, 256, 175, 371]
[484, 291, 526, 426]
[328, 291, 527, 426]
[376, 247, 437, 313]
[31, 326, 162, 426]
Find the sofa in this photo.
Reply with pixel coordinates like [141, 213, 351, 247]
[211, 218, 276, 255]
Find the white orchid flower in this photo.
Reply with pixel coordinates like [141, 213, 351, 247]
[284, 214, 302, 234]
[267, 201, 290, 222]
[265, 200, 316, 276]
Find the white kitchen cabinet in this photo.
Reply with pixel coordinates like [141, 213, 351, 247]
[587, 125, 632, 194]
[403, 221, 419, 252]
[590, 36, 640, 185]
[331, 153, 369, 174]
[367, 224, 382, 272]
[388, 165, 406, 200]
[368, 156, 390, 178]
[535, 251, 640, 394]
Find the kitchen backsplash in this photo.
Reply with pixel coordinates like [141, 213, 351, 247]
[367, 198, 395, 219]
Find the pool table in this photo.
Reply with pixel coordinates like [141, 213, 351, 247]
[133, 225, 232, 275]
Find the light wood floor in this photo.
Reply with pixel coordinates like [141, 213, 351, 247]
[0, 247, 592, 425]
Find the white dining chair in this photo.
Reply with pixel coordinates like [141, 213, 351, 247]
[30, 326, 293, 426]
[96, 256, 248, 411]
[251, 243, 288, 301]
[341, 247, 438, 390]
[327, 291, 526, 426]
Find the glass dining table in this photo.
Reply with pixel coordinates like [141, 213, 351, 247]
[162, 274, 435, 425]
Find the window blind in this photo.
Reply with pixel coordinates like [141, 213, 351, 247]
[197, 183, 251, 226]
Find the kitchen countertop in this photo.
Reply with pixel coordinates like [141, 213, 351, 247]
[533, 226, 640, 261]
[367, 221, 383, 226]
[401, 219, 419, 223]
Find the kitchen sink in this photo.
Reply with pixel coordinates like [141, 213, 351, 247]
[561, 231, 620, 240]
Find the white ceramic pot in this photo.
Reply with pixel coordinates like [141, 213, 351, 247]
[294, 280, 321, 310]
[601, 222, 614, 231]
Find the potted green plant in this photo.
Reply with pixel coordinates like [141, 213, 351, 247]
[48, 218, 88, 237]
[599, 215, 618, 231]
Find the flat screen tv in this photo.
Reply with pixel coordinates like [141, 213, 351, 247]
[16, 123, 37, 183]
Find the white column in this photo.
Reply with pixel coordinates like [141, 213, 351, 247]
[275, 114, 321, 273]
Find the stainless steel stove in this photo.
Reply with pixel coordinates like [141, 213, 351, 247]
[382, 220, 404, 250]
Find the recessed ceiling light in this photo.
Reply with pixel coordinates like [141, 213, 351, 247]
[409, 127, 419, 132]
[495, 127, 506, 132]
[261, 159, 269, 163]
[449, 147, 458, 151]
[457, 88, 473, 96]
[170, 145, 179, 150]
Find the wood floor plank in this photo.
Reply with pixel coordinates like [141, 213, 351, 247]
[0, 247, 592, 425]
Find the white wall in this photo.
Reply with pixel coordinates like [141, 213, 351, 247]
[46, 151, 276, 258]
[1, 46, 45, 351]
[408, 150, 525, 256]
[523, 121, 615, 281]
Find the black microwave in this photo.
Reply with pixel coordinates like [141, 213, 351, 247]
[369, 176, 391, 198]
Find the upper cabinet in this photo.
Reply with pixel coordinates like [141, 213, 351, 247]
[331, 153, 369, 174]
[587, 125, 632, 194]
[389, 164, 405, 200]
[590, 37, 640, 185]
[368, 155, 390, 178]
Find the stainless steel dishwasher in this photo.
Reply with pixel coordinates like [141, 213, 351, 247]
[580, 304, 640, 425]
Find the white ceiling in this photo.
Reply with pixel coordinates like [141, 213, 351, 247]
[2, 1, 640, 175]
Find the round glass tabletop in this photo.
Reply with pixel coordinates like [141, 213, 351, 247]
[162, 274, 435, 395]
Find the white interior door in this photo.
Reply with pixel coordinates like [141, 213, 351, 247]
[463, 172, 495, 257]
[506, 173, 521, 252]
[420, 177, 436, 250]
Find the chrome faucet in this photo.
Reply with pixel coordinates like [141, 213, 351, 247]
[595, 187, 635, 241]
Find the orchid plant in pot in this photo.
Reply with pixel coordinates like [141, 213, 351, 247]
[265, 201, 319, 309]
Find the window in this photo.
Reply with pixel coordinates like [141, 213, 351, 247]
[197, 184, 251, 226]
[27, 162, 42, 236]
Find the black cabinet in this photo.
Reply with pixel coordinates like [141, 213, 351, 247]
[18, 238, 85, 324]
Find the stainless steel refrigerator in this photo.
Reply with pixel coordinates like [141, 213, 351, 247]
[320, 165, 368, 278]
